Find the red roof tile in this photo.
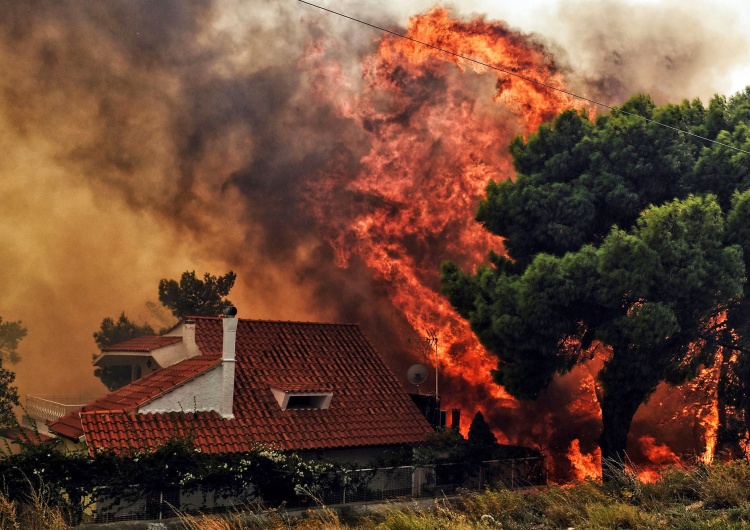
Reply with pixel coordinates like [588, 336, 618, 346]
[102, 335, 182, 352]
[49, 355, 220, 440]
[71, 318, 433, 454]
[1, 426, 55, 445]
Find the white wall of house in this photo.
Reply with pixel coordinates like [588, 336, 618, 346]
[150, 340, 197, 368]
[138, 365, 226, 414]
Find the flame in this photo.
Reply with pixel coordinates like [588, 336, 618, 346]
[633, 435, 681, 482]
[700, 381, 720, 464]
[567, 439, 601, 481]
[304, 6, 585, 444]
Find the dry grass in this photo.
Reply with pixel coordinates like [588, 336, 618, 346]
[0, 486, 70, 530]
[171, 462, 750, 529]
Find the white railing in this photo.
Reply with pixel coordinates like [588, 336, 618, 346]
[25, 395, 94, 423]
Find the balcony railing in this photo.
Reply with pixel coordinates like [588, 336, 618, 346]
[25, 395, 96, 423]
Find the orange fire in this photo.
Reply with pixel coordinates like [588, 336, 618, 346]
[301, 7, 722, 481]
[633, 435, 681, 482]
[567, 439, 601, 481]
[304, 6, 582, 417]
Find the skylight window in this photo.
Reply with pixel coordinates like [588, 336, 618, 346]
[269, 385, 333, 411]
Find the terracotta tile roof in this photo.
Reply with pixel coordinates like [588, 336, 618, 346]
[49, 355, 220, 440]
[102, 335, 182, 352]
[68, 318, 432, 454]
[80, 411, 249, 454]
[267, 379, 335, 393]
[1, 426, 56, 445]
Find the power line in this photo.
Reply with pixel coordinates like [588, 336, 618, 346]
[298, 0, 750, 156]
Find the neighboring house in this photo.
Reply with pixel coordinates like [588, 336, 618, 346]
[92, 334, 187, 384]
[49, 309, 433, 465]
[0, 426, 56, 454]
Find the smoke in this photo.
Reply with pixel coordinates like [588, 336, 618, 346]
[534, 0, 750, 104]
[1, 0, 747, 477]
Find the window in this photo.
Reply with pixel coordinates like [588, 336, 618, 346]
[269, 385, 333, 411]
[286, 395, 328, 409]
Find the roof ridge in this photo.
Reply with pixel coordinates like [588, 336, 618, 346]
[190, 316, 362, 327]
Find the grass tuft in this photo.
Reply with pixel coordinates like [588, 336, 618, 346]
[699, 460, 750, 509]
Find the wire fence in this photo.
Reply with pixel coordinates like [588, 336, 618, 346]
[81, 456, 546, 524]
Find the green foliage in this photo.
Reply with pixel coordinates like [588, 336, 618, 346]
[11, 456, 750, 529]
[640, 465, 703, 507]
[413, 428, 468, 465]
[698, 460, 750, 509]
[583, 501, 651, 530]
[0, 317, 25, 429]
[158, 270, 236, 319]
[442, 89, 750, 464]
[460, 488, 529, 523]
[0, 434, 351, 525]
[0, 318, 26, 366]
[93, 312, 155, 350]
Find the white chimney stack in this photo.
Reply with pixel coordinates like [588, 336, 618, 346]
[219, 306, 238, 419]
[183, 319, 199, 357]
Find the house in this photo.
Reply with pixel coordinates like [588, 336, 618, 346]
[49, 308, 433, 465]
[91, 334, 188, 385]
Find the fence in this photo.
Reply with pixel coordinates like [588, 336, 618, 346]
[25, 395, 92, 424]
[84, 456, 546, 524]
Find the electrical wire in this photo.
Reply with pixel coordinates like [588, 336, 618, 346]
[298, 0, 750, 156]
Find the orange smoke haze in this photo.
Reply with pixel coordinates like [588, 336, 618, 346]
[1, 1, 748, 481]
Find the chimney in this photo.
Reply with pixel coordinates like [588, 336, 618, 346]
[183, 319, 198, 357]
[451, 408, 461, 433]
[219, 306, 238, 419]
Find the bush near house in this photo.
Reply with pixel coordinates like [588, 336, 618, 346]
[0, 435, 352, 526]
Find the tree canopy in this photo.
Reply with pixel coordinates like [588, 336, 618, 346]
[93, 312, 155, 350]
[0, 317, 27, 365]
[442, 90, 750, 466]
[158, 270, 236, 319]
[0, 317, 26, 429]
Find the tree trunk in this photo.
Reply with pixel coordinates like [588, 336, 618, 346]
[598, 388, 648, 479]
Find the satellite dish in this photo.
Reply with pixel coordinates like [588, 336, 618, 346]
[407, 363, 429, 390]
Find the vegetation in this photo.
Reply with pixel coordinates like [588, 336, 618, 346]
[0, 432, 353, 526]
[158, 270, 237, 320]
[0, 316, 25, 429]
[9, 458, 750, 529]
[441, 89, 750, 468]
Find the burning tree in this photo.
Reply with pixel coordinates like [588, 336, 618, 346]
[442, 91, 750, 471]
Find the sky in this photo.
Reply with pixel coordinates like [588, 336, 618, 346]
[2, 0, 749, 418]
